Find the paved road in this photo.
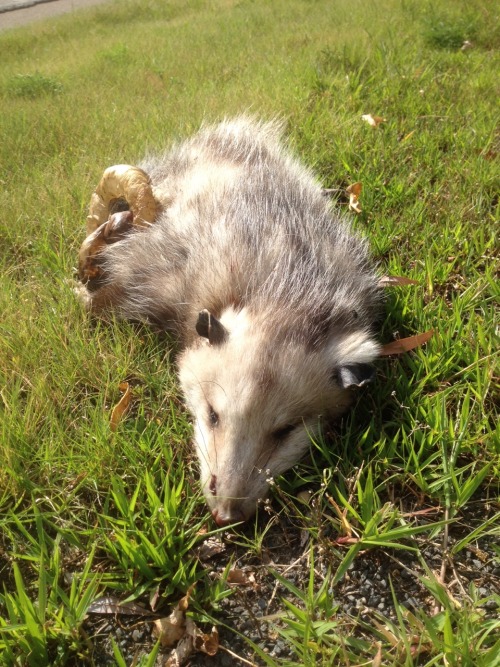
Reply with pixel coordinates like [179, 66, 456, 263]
[0, 0, 111, 31]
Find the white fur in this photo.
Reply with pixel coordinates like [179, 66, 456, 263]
[82, 118, 382, 522]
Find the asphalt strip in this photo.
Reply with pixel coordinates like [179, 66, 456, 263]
[0, 0, 112, 31]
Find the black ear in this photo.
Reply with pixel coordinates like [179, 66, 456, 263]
[196, 309, 228, 346]
[337, 364, 375, 389]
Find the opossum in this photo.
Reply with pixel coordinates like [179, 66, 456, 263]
[79, 118, 381, 525]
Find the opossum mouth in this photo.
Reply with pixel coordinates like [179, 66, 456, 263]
[211, 507, 247, 527]
[207, 474, 254, 526]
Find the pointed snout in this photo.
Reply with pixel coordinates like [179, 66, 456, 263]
[206, 473, 249, 526]
[211, 507, 246, 527]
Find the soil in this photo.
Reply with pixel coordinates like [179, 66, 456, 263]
[82, 497, 500, 666]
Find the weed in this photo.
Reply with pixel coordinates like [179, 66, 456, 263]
[6, 72, 63, 98]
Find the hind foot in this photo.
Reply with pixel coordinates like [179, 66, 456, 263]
[78, 210, 134, 288]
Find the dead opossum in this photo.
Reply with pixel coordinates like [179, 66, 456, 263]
[79, 118, 381, 525]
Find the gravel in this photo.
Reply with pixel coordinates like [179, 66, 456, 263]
[81, 497, 499, 666]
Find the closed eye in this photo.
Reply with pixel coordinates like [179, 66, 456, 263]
[208, 405, 219, 427]
[271, 424, 296, 441]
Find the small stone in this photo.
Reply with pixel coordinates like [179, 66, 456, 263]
[272, 641, 285, 656]
[131, 628, 143, 642]
[232, 606, 245, 615]
[405, 597, 419, 609]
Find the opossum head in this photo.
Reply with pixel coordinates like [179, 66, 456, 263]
[178, 307, 379, 526]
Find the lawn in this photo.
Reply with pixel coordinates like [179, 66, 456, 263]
[0, 0, 499, 665]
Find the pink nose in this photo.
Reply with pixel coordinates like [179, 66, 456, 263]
[212, 508, 246, 527]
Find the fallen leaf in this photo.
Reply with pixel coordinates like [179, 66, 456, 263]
[151, 586, 219, 665]
[152, 587, 194, 648]
[334, 536, 359, 545]
[362, 113, 386, 128]
[110, 381, 132, 431]
[165, 632, 193, 666]
[197, 537, 226, 561]
[150, 586, 161, 613]
[227, 568, 256, 586]
[379, 330, 434, 356]
[87, 596, 156, 617]
[378, 275, 420, 287]
[192, 621, 219, 656]
[165, 619, 219, 666]
[465, 545, 489, 563]
[153, 611, 186, 648]
[346, 181, 362, 213]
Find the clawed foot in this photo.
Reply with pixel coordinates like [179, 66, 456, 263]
[78, 210, 134, 287]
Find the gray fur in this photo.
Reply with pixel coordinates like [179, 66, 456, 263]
[82, 118, 381, 525]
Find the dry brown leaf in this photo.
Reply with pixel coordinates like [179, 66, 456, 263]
[197, 537, 226, 561]
[165, 619, 219, 666]
[372, 642, 383, 667]
[466, 544, 489, 563]
[152, 587, 194, 648]
[379, 330, 434, 356]
[165, 633, 193, 666]
[150, 586, 161, 613]
[87, 595, 156, 617]
[177, 588, 193, 613]
[152, 610, 186, 648]
[346, 181, 362, 213]
[227, 568, 256, 586]
[327, 494, 353, 537]
[361, 113, 386, 128]
[110, 381, 132, 431]
[378, 275, 420, 287]
[334, 536, 359, 545]
[192, 621, 219, 656]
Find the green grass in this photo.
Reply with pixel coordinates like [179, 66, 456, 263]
[0, 0, 499, 665]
